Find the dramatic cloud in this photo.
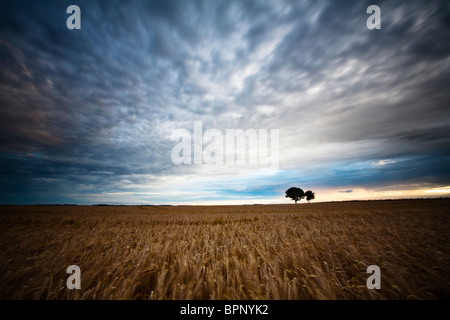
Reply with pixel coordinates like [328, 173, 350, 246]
[1, 0, 449, 204]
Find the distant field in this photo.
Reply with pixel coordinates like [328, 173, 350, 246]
[0, 199, 449, 299]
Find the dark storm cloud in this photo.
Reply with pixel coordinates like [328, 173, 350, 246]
[0, 0, 449, 203]
[0, 0, 190, 202]
[0, 1, 182, 159]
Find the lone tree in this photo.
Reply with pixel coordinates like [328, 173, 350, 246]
[305, 190, 315, 203]
[285, 187, 305, 204]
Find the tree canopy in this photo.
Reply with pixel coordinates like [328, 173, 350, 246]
[285, 187, 315, 204]
[285, 187, 304, 204]
[305, 190, 315, 202]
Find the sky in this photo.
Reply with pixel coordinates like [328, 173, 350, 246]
[0, 0, 450, 205]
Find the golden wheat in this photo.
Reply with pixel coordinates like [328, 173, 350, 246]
[0, 200, 449, 299]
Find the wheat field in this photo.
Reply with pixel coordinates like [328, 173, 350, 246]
[0, 199, 449, 300]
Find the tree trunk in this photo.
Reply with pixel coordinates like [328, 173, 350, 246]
[295, 199, 298, 204]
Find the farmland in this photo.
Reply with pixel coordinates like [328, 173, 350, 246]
[0, 199, 449, 299]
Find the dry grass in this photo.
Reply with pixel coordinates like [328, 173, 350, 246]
[0, 199, 449, 300]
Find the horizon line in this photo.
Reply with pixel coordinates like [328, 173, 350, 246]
[1, 197, 448, 206]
